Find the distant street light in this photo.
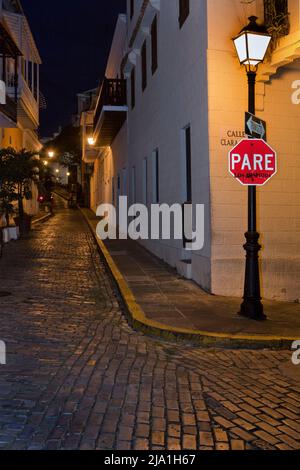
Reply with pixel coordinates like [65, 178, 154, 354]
[55, 169, 59, 174]
[43, 161, 48, 166]
[48, 151, 55, 158]
[67, 172, 71, 177]
[233, 16, 271, 321]
[87, 137, 96, 146]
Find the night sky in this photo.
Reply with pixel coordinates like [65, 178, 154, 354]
[21, 0, 126, 138]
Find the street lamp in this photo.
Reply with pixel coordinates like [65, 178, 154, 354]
[48, 151, 55, 158]
[87, 137, 96, 146]
[233, 16, 271, 321]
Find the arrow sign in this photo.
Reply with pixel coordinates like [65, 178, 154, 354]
[245, 112, 267, 140]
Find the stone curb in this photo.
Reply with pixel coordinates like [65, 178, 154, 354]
[80, 208, 295, 350]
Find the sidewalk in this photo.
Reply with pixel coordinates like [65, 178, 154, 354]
[81, 208, 300, 348]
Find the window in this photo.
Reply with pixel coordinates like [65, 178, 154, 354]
[21, 57, 25, 78]
[179, 0, 190, 28]
[122, 168, 127, 196]
[182, 126, 192, 248]
[131, 167, 136, 204]
[141, 40, 147, 91]
[34, 63, 38, 100]
[117, 174, 121, 209]
[130, 68, 135, 109]
[152, 149, 159, 203]
[28, 61, 33, 90]
[143, 158, 148, 205]
[130, 0, 134, 20]
[151, 15, 158, 75]
[112, 176, 115, 205]
[185, 126, 192, 203]
[24, 59, 27, 81]
[0, 56, 6, 82]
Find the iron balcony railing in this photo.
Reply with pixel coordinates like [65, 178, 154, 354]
[94, 78, 127, 129]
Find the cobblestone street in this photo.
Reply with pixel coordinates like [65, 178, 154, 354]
[0, 199, 299, 451]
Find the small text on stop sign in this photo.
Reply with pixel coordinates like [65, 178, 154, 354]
[228, 139, 277, 186]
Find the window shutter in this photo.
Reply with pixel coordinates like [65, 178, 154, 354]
[179, 0, 190, 28]
[141, 41, 147, 91]
[151, 15, 158, 74]
[130, 0, 134, 20]
[130, 68, 135, 109]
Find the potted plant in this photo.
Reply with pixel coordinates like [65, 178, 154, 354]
[0, 196, 14, 229]
[0, 148, 42, 234]
[0, 183, 18, 243]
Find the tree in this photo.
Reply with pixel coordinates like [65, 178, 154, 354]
[0, 182, 16, 227]
[43, 125, 81, 167]
[0, 148, 42, 221]
[0, 150, 16, 227]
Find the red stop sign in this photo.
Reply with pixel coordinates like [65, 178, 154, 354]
[229, 138, 277, 186]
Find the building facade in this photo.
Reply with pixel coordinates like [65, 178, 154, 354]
[81, 14, 128, 213]
[0, 0, 42, 216]
[82, 0, 300, 303]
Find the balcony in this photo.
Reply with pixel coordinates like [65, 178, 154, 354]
[7, 75, 39, 129]
[94, 78, 127, 146]
[0, 21, 20, 126]
[258, 1, 300, 82]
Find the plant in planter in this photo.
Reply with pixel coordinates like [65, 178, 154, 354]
[0, 148, 42, 234]
[0, 183, 16, 227]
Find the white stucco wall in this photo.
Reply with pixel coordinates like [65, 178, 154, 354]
[126, 0, 212, 290]
[92, 0, 300, 302]
[207, 0, 300, 301]
[89, 15, 128, 214]
[90, 122, 128, 213]
[105, 14, 127, 78]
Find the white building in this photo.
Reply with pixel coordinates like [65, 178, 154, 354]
[82, 0, 300, 303]
[81, 14, 128, 213]
[0, 0, 42, 215]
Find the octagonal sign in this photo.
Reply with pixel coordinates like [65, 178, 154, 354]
[229, 138, 277, 186]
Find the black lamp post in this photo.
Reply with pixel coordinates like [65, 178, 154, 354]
[233, 16, 271, 320]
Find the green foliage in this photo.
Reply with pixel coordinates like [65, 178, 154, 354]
[264, 0, 290, 54]
[0, 182, 16, 227]
[0, 147, 42, 220]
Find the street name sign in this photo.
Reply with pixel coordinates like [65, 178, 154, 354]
[229, 138, 277, 186]
[245, 112, 266, 140]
